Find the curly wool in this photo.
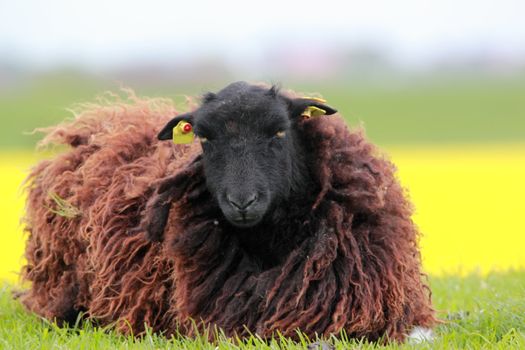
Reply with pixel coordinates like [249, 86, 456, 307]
[20, 91, 436, 342]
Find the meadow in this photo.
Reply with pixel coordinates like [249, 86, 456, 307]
[1, 271, 524, 349]
[0, 75, 524, 348]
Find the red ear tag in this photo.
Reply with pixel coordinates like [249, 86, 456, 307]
[182, 123, 192, 133]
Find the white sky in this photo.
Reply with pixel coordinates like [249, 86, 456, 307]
[1, 0, 524, 69]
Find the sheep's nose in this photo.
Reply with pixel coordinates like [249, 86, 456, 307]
[227, 193, 258, 211]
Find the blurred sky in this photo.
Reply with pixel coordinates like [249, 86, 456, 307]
[1, 0, 525, 72]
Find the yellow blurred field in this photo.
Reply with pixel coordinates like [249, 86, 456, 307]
[391, 144, 525, 275]
[1, 145, 524, 282]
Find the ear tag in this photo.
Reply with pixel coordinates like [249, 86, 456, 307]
[301, 105, 327, 119]
[172, 121, 194, 144]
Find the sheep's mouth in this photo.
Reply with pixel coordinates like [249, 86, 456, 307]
[229, 214, 261, 228]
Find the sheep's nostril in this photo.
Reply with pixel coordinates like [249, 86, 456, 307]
[227, 193, 258, 211]
[244, 193, 257, 208]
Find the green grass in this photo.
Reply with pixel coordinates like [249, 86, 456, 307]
[1, 74, 524, 149]
[1, 271, 524, 349]
[316, 78, 525, 145]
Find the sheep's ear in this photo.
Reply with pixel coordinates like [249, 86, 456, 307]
[287, 97, 337, 120]
[158, 113, 194, 142]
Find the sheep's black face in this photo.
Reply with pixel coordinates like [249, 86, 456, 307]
[194, 85, 293, 227]
[158, 82, 337, 228]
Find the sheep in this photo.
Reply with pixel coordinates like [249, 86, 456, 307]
[20, 82, 436, 342]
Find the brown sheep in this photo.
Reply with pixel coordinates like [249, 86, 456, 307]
[19, 83, 436, 342]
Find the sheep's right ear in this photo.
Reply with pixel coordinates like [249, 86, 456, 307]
[157, 113, 194, 141]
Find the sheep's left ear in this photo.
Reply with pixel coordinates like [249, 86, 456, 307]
[286, 97, 337, 120]
[158, 112, 194, 144]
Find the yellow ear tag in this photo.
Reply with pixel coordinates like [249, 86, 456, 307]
[172, 121, 194, 144]
[303, 96, 327, 104]
[301, 105, 327, 119]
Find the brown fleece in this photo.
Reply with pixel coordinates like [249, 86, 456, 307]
[20, 91, 436, 342]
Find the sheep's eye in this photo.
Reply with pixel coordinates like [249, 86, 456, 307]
[275, 130, 286, 138]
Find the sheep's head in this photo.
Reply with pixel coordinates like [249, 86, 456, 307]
[158, 82, 336, 228]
